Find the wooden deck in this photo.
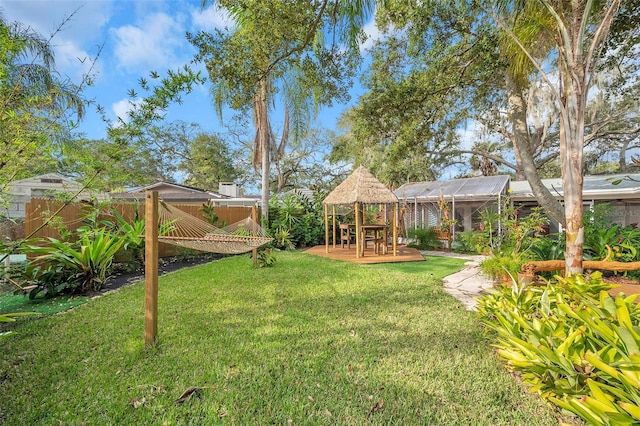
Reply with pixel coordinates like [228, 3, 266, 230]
[304, 244, 425, 264]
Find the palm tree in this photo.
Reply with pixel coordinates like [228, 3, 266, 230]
[0, 12, 85, 187]
[194, 0, 376, 220]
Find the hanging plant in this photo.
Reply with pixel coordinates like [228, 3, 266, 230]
[437, 194, 457, 231]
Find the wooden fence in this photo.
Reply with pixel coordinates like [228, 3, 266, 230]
[24, 198, 259, 257]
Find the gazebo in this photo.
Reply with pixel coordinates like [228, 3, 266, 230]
[323, 166, 399, 257]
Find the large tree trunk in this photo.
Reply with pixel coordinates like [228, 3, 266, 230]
[254, 79, 271, 221]
[506, 73, 565, 224]
[560, 68, 586, 275]
[273, 106, 289, 193]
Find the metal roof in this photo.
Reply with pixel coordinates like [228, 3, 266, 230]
[510, 174, 640, 201]
[394, 175, 511, 201]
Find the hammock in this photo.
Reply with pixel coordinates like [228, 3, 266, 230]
[157, 201, 273, 254]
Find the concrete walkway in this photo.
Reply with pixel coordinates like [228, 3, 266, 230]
[421, 251, 495, 310]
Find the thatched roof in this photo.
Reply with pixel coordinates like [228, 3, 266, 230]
[323, 166, 398, 205]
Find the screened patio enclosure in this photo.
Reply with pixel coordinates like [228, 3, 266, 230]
[510, 173, 640, 233]
[395, 173, 640, 241]
[394, 175, 511, 239]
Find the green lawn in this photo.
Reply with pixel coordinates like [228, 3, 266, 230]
[0, 292, 89, 317]
[0, 252, 571, 425]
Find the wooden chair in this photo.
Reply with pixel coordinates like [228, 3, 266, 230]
[363, 230, 377, 253]
[374, 234, 388, 254]
[339, 224, 354, 249]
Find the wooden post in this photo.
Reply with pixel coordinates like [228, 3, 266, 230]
[332, 205, 337, 249]
[393, 203, 398, 256]
[355, 202, 361, 258]
[252, 205, 258, 267]
[144, 191, 159, 347]
[324, 204, 329, 253]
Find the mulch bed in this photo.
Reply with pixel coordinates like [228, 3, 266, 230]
[100, 254, 224, 294]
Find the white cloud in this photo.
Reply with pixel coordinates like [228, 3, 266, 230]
[2, 1, 111, 79]
[191, 4, 234, 31]
[55, 40, 103, 83]
[111, 97, 142, 123]
[359, 18, 384, 52]
[456, 119, 483, 151]
[110, 12, 188, 73]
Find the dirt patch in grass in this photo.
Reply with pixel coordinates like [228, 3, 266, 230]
[604, 275, 640, 300]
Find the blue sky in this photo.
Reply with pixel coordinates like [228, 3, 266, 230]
[2, 0, 377, 141]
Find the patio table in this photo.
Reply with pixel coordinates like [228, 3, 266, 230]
[360, 224, 388, 256]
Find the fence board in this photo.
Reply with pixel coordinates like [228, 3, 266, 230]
[24, 198, 261, 258]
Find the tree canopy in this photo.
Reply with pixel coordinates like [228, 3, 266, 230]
[0, 11, 87, 201]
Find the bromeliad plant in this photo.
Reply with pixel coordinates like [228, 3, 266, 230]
[477, 273, 640, 425]
[26, 229, 124, 296]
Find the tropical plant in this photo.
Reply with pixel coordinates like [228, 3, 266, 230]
[267, 192, 325, 249]
[454, 230, 486, 254]
[107, 204, 148, 268]
[479, 253, 525, 282]
[191, 1, 369, 220]
[27, 229, 124, 295]
[0, 12, 88, 195]
[272, 228, 296, 251]
[406, 227, 440, 250]
[529, 233, 565, 262]
[256, 248, 276, 268]
[199, 202, 226, 227]
[477, 273, 640, 425]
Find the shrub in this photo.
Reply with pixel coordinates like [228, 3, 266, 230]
[479, 254, 525, 282]
[406, 227, 440, 250]
[256, 248, 276, 268]
[455, 230, 486, 254]
[27, 230, 124, 296]
[477, 273, 640, 425]
[267, 192, 325, 249]
[529, 233, 565, 261]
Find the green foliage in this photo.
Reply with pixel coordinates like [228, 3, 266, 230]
[583, 204, 640, 263]
[529, 232, 565, 262]
[459, 196, 550, 260]
[182, 132, 240, 189]
[272, 227, 295, 251]
[528, 204, 640, 270]
[406, 226, 440, 250]
[0, 311, 36, 323]
[479, 254, 524, 281]
[477, 273, 640, 425]
[189, 1, 361, 220]
[332, 1, 502, 185]
[255, 248, 276, 268]
[110, 206, 146, 263]
[454, 230, 486, 254]
[0, 12, 88, 197]
[27, 230, 124, 295]
[267, 192, 325, 249]
[174, 246, 205, 262]
[199, 202, 226, 227]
